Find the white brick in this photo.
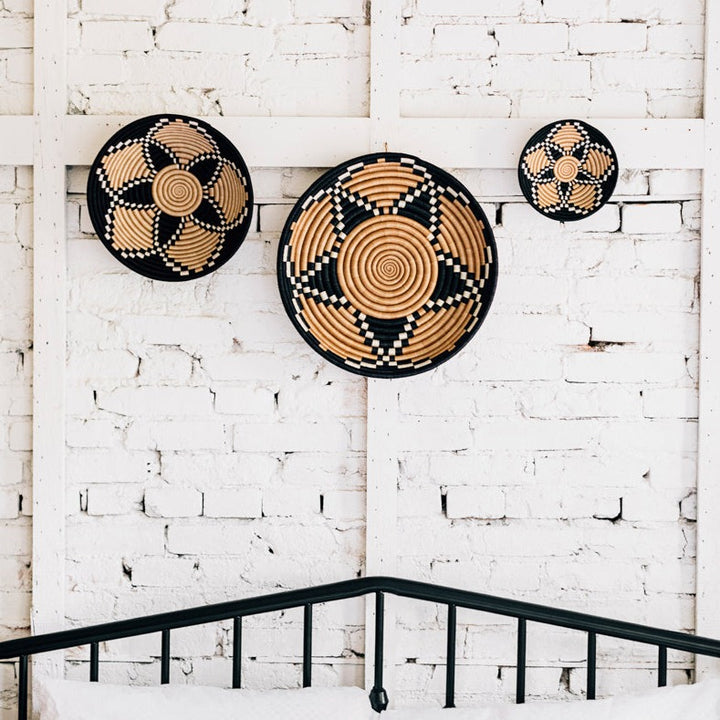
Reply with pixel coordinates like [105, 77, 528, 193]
[416, 0, 524, 15]
[263, 487, 319, 517]
[494, 24, 568, 54]
[594, 57, 703, 90]
[433, 25, 497, 56]
[493, 57, 590, 91]
[8, 420, 31, 451]
[214, 386, 275, 416]
[166, 524, 254, 555]
[126, 420, 226, 451]
[643, 388, 698, 419]
[445, 487, 505, 519]
[276, 24, 351, 55]
[622, 203, 682, 234]
[131, 558, 196, 587]
[82, 21, 153, 52]
[0, 489, 19, 519]
[144, 488, 203, 518]
[0, 19, 32, 48]
[98, 387, 212, 417]
[565, 352, 687, 384]
[321, 490, 365, 520]
[66, 521, 164, 557]
[67, 54, 126, 85]
[233, 421, 350, 452]
[122, 316, 234, 349]
[293, 0, 367, 17]
[86, 486, 143, 516]
[81, 0, 166, 16]
[245, 0, 293, 25]
[572, 23, 646, 54]
[647, 24, 704, 55]
[622, 488, 680, 522]
[203, 489, 262, 518]
[155, 23, 271, 54]
[648, 170, 702, 197]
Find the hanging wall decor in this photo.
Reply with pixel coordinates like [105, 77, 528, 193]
[87, 114, 253, 281]
[518, 119, 618, 222]
[277, 152, 498, 378]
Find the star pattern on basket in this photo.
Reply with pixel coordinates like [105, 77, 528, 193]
[279, 155, 497, 377]
[90, 116, 251, 278]
[520, 120, 617, 220]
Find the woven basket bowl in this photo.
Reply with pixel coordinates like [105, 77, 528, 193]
[277, 152, 498, 379]
[87, 114, 253, 281]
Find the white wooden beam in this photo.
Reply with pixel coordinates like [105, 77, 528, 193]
[399, 118, 705, 170]
[64, 116, 373, 167]
[61, 116, 703, 169]
[696, 0, 720, 680]
[365, 0, 401, 705]
[32, 0, 67, 682]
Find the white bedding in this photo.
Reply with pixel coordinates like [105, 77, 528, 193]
[35, 677, 720, 720]
[34, 678, 376, 720]
[385, 680, 720, 720]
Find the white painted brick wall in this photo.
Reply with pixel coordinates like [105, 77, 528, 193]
[0, 1, 708, 714]
[67, 3, 370, 116]
[401, 2, 704, 118]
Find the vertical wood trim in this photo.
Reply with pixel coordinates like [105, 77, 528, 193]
[696, 0, 720, 679]
[32, 0, 67, 681]
[365, 0, 401, 700]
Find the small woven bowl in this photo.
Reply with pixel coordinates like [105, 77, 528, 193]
[518, 119, 618, 222]
[87, 114, 253, 281]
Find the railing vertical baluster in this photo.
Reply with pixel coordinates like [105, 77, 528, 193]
[303, 604, 313, 688]
[17, 655, 28, 720]
[232, 617, 242, 689]
[516, 618, 526, 704]
[658, 645, 667, 687]
[586, 632, 596, 700]
[369, 591, 389, 713]
[90, 641, 99, 682]
[445, 603, 457, 709]
[161, 629, 170, 685]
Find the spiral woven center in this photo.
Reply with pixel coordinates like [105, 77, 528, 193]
[553, 155, 580, 183]
[152, 166, 203, 217]
[336, 215, 438, 319]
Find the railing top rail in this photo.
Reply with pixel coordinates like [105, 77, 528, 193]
[1, 576, 718, 660]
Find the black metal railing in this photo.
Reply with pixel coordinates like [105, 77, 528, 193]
[1, 575, 718, 718]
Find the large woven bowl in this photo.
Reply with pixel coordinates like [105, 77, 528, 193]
[87, 114, 253, 281]
[277, 152, 498, 378]
[518, 119, 618, 222]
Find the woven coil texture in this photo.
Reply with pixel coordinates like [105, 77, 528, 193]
[277, 153, 498, 378]
[518, 119, 618, 222]
[87, 114, 253, 281]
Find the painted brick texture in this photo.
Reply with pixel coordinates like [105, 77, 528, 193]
[0, 0, 709, 714]
[65, 165, 366, 693]
[66, 1, 370, 116]
[0, 167, 32, 720]
[401, 1, 704, 118]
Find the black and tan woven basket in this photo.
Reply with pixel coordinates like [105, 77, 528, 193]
[518, 119, 618, 222]
[277, 152, 498, 378]
[87, 114, 253, 281]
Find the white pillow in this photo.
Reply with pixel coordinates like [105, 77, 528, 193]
[35, 678, 378, 720]
[384, 680, 720, 720]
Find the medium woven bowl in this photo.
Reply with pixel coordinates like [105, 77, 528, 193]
[87, 114, 253, 281]
[518, 119, 618, 222]
[277, 152, 498, 378]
